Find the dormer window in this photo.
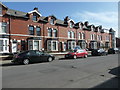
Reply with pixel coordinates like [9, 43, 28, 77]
[79, 24, 82, 30]
[50, 18, 54, 25]
[91, 26, 94, 31]
[70, 22, 74, 28]
[32, 13, 37, 21]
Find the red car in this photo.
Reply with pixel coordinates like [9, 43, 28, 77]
[65, 49, 88, 59]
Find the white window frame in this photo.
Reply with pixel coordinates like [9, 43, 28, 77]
[79, 24, 82, 30]
[53, 29, 57, 37]
[28, 40, 41, 51]
[68, 41, 76, 50]
[71, 31, 75, 39]
[48, 28, 52, 37]
[78, 33, 81, 39]
[68, 31, 71, 38]
[0, 38, 9, 53]
[47, 40, 58, 51]
[1, 22, 7, 34]
[62, 42, 66, 51]
[50, 19, 54, 25]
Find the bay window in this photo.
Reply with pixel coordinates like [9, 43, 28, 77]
[0, 38, 9, 53]
[47, 40, 58, 51]
[28, 40, 41, 50]
[68, 41, 76, 50]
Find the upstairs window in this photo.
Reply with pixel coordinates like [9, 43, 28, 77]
[1, 22, 7, 33]
[53, 29, 57, 37]
[71, 31, 75, 38]
[29, 26, 34, 35]
[78, 33, 81, 39]
[32, 13, 37, 21]
[0, 5, 2, 16]
[48, 28, 52, 37]
[106, 36, 109, 41]
[50, 19, 55, 25]
[36, 27, 41, 36]
[68, 31, 71, 38]
[82, 33, 85, 39]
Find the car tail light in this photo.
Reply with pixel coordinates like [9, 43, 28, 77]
[15, 55, 20, 58]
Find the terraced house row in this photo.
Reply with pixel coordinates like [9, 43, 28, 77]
[0, 3, 116, 53]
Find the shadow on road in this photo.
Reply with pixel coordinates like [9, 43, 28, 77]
[1, 63, 24, 67]
[108, 66, 120, 76]
[89, 66, 120, 89]
[89, 77, 119, 89]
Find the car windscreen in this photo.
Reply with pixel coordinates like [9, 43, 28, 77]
[69, 50, 77, 53]
[18, 51, 29, 56]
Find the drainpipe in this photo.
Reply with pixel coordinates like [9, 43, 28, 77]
[8, 14, 11, 53]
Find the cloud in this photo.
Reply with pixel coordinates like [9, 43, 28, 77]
[71, 11, 118, 37]
[72, 11, 117, 24]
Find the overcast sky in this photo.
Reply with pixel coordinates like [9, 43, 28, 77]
[3, 2, 118, 37]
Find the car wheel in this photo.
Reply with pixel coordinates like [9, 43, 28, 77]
[73, 55, 77, 59]
[84, 55, 88, 58]
[48, 57, 53, 62]
[23, 59, 29, 65]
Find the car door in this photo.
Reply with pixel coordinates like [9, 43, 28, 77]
[35, 51, 44, 62]
[79, 50, 85, 57]
[29, 51, 39, 63]
[77, 50, 83, 57]
[39, 52, 48, 62]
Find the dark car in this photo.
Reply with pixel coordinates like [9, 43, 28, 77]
[11, 50, 55, 65]
[91, 48, 108, 56]
[65, 49, 88, 59]
[108, 48, 120, 54]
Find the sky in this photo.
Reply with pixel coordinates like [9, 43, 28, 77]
[3, 2, 118, 37]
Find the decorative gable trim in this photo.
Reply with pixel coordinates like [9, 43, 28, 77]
[28, 10, 42, 16]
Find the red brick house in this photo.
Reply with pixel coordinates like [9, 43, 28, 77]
[0, 3, 115, 53]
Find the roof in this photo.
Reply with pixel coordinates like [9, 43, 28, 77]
[6, 9, 28, 18]
[0, 2, 8, 9]
[56, 19, 67, 26]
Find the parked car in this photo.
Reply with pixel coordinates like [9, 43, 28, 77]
[65, 49, 88, 59]
[11, 50, 55, 65]
[108, 48, 120, 54]
[91, 48, 108, 56]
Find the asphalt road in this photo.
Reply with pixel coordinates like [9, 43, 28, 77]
[2, 54, 119, 88]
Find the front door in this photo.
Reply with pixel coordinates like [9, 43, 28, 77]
[12, 43, 17, 53]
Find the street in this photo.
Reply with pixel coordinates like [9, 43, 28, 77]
[2, 54, 119, 88]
